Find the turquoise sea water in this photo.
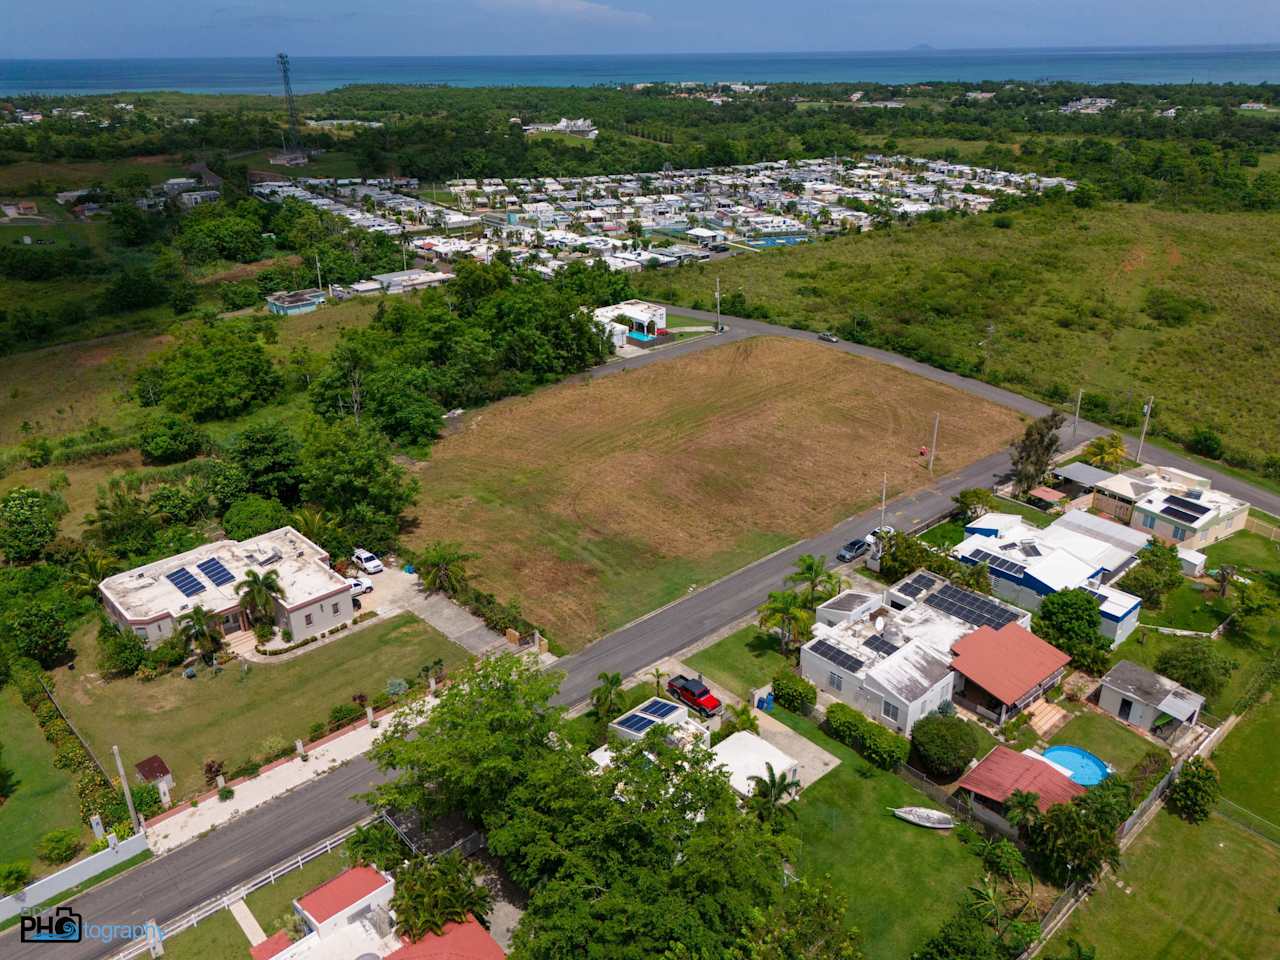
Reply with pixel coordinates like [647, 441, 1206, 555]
[1, 47, 1278, 95]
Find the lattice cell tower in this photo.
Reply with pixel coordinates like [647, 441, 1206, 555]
[277, 52, 302, 153]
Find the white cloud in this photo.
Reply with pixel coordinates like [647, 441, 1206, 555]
[478, 0, 653, 27]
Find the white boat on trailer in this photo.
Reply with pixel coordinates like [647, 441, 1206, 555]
[890, 806, 955, 829]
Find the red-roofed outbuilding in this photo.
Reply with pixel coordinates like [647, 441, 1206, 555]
[950, 623, 1070, 724]
[296, 865, 391, 929]
[956, 746, 1085, 822]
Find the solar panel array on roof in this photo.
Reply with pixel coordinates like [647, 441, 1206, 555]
[1161, 506, 1201, 525]
[1021, 544, 1042, 558]
[164, 567, 205, 597]
[640, 699, 678, 719]
[1165, 494, 1209, 517]
[811, 639, 865, 674]
[969, 548, 1026, 577]
[898, 572, 937, 599]
[865, 634, 900, 657]
[617, 713, 655, 734]
[925, 583, 1019, 629]
[196, 557, 235, 587]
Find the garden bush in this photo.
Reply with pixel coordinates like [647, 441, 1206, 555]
[0, 860, 32, 894]
[911, 713, 979, 780]
[328, 702, 362, 731]
[824, 702, 910, 770]
[770, 670, 817, 714]
[36, 827, 82, 865]
[1167, 756, 1220, 824]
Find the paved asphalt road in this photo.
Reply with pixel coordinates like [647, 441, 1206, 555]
[9, 311, 1275, 960]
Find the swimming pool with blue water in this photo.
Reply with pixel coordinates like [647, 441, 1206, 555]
[1042, 745, 1110, 786]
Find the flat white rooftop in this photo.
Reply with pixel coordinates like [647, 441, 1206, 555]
[100, 526, 347, 623]
[712, 731, 798, 797]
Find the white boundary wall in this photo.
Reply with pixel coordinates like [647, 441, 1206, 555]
[0, 833, 151, 924]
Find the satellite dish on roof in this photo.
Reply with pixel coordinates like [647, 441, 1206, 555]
[874, 616, 886, 633]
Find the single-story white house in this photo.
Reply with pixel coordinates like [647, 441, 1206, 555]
[712, 731, 799, 798]
[1092, 465, 1249, 550]
[99, 527, 352, 648]
[1098, 660, 1204, 735]
[593, 299, 667, 337]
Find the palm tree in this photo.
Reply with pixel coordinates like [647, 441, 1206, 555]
[648, 666, 667, 698]
[415, 541, 476, 595]
[68, 548, 121, 599]
[1004, 789, 1042, 838]
[391, 853, 492, 940]
[967, 876, 1010, 934]
[724, 701, 759, 737]
[747, 762, 800, 827]
[590, 671, 623, 720]
[1083, 432, 1128, 473]
[290, 506, 339, 547]
[236, 569, 285, 625]
[757, 590, 815, 654]
[786, 554, 842, 607]
[178, 605, 221, 657]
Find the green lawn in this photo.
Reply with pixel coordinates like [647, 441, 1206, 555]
[1212, 696, 1280, 825]
[1205, 531, 1280, 577]
[1049, 811, 1280, 960]
[992, 496, 1055, 529]
[684, 625, 790, 700]
[919, 519, 966, 549]
[55, 613, 470, 801]
[159, 909, 248, 960]
[1138, 580, 1231, 632]
[771, 708, 984, 960]
[663, 312, 712, 329]
[1048, 711, 1160, 777]
[0, 686, 85, 872]
[246, 849, 349, 935]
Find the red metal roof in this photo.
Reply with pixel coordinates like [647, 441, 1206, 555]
[956, 746, 1085, 812]
[249, 930, 294, 960]
[133, 754, 171, 782]
[385, 917, 506, 960]
[295, 866, 388, 925]
[950, 623, 1070, 706]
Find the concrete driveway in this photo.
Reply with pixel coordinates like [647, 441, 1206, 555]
[370, 567, 507, 657]
[754, 709, 840, 791]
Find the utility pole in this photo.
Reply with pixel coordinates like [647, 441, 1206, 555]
[1136, 396, 1155, 463]
[1073, 388, 1083, 443]
[112, 745, 140, 832]
[928, 413, 940, 475]
[715, 276, 722, 332]
[880, 473, 888, 530]
[314, 254, 322, 291]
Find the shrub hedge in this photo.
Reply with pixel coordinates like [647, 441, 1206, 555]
[771, 670, 817, 714]
[825, 702, 910, 770]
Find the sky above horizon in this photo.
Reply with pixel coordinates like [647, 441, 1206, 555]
[5, 1, 1278, 60]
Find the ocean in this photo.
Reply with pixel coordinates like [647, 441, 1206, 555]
[1, 48, 1278, 96]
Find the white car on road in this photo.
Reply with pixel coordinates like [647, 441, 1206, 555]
[347, 576, 374, 597]
[351, 549, 384, 574]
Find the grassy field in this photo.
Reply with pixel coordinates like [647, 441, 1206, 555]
[773, 707, 984, 960]
[53, 613, 469, 800]
[1047, 711, 1160, 777]
[920, 518, 966, 548]
[1138, 580, 1231, 632]
[1212, 695, 1280, 826]
[634, 203, 1280, 460]
[684, 625, 790, 700]
[1049, 811, 1280, 959]
[0, 451, 156, 536]
[1204, 530, 1280, 577]
[405, 336, 1022, 650]
[0, 156, 193, 192]
[246, 849, 348, 935]
[0, 686, 85, 873]
[237, 149, 364, 179]
[159, 909, 248, 960]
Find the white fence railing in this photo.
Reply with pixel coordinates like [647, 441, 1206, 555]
[0, 833, 151, 925]
[108, 821, 370, 960]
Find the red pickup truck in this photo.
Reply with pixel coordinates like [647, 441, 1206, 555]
[667, 675, 723, 718]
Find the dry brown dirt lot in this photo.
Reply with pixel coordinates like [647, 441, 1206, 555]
[407, 336, 1024, 651]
